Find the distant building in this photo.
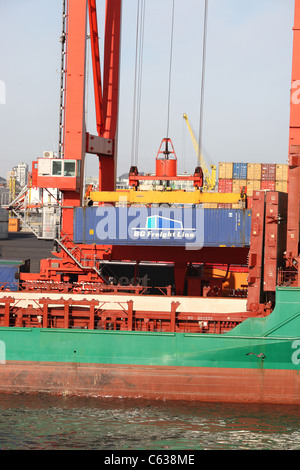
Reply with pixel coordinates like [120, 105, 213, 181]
[8, 163, 28, 189]
[116, 173, 129, 189]
[14, 163, 28, 187]
[85, 172, 194, 191]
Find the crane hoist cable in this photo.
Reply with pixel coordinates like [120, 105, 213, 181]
[131, 0, 146, 168]
[198, 0, 208, 165]
[131, 1, 175, 167]
[166, 0, 175, 139]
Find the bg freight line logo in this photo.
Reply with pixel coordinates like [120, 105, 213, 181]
[93, 206, 204, 249]
[131, 215, 196, 241]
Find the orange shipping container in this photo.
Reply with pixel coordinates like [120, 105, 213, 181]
[8, 218, 20, 232]
[203, 267, 248, 291]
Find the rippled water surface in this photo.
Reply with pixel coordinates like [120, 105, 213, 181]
[0, 393, 300, 450]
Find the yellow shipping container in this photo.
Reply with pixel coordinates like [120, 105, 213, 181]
[203, 203, 218, 208]
[247, 164, 254, 179]
[218, 162, 233, 179]
[218, 162, 226, 179]
[232, 180, 239, 193]
[275, 181, 288, 192]
[276, 164, 288, 181]
[246, 180, 260, 196]
[247, 163, 261, 180]
[225, 162, 233, 179]
[232, 179, 247, 193]
[232, 203, 242, 209]
[246, 180, 253, 196]
[253, 180, 261, 190]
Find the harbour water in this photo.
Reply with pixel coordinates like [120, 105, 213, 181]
[0, 393, 299, 451]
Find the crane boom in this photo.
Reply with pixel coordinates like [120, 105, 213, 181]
[183, 113, 216, 190]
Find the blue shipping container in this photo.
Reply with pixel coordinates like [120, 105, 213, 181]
[73, 207, 251, 248]
[0, 265, 20, 291]
[202, 208, 251, 247]
[233, 162, 247, 179]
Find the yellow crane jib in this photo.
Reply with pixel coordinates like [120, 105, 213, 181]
[183, 113, 216, 191]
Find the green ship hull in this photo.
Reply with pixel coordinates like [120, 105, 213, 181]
[0, 287, 300, 403]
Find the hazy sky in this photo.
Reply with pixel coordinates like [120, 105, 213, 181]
[0, 0, 295, 180]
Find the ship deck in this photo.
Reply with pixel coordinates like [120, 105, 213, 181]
[0, 231, 248, 314]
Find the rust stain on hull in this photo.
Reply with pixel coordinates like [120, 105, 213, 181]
[1, 361, 300, 404]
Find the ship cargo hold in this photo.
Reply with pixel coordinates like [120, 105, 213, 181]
[1, 0, 300, 405]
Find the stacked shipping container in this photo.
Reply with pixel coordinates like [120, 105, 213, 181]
[275, 163, 288, 193]
[217, 162, 288, 209]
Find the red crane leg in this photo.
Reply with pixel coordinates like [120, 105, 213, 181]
[98, 0, 121, 191]
[63, 0, 87, 164]
[62, 0, 88, 235]
[286, 0, 300, 264]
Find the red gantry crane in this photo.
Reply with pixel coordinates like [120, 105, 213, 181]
[5, 0, 299, 333]
[28, 0, 247, 297]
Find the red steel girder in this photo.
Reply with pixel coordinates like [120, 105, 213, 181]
[263, 191, 287, 292]
[246, 191, 265, 312]
[88, 0, 105, 136]
[102, 0, 121, 140]
[98, 0, 121, 191]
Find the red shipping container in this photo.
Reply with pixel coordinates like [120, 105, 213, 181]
[225, 179, 233, 192]
[261, 164, 276, 181]
[217, 203, 232, 208]
[247, 196, 253, 209]
[261, 180, 275, 190]
[218, 179, 233, 193]
[218, 179, 225, 193]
